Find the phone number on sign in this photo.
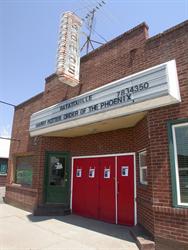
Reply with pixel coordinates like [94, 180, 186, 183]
[117, 82, 149, 97]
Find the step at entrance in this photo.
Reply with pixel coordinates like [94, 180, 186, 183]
[34, 204, 71, 216]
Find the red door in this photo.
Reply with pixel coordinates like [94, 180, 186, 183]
[72, 158, 87, 217]
[84, 158, 99, 219]
[117, 155, 134, 225]
[99, 157, 116, 223]
[72, 155, 135, 226]
[72, 158, 99, 219]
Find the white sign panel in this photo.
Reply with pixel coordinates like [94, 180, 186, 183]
[56, 11, 82, 87]
[104, 168, 110, 179]
[121, 166, 129, 176]
[89, 168, 95, 178]
[76, 169, 82, 177]
[30, 60, 181, 137]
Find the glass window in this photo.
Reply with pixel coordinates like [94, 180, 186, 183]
[16, 156, 33, 186]
[139, 151, 148, 185]
[0, 159, 8, 175]
[49, 156, 65, 186]
[172, 123, 188, 205]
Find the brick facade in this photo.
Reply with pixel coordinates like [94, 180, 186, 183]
[5, 20, 188, 249]
[0, 176, 7, 186]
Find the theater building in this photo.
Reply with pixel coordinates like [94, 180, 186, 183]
[5, 20, 188, 249]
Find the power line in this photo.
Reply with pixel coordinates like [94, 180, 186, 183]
[86, 0, 125, 36]
[0, 100, 15, 107]
[0, 136, 20, 142]
[73, 3, 96, 13]
[92, 0, 123, 26]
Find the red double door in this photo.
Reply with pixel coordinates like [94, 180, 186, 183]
[72, 155, 134, 226]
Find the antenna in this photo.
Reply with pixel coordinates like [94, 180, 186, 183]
[81, 0, 106, 54]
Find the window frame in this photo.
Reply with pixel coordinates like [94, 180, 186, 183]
[168, 119, 188, 208]
[139, 150, 148, 185]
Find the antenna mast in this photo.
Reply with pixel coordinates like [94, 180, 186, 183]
[81, 0, 106, 54]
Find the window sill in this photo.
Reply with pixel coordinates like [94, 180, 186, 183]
[138, 183, 148, 190]
[0, 174, 7, 176]
[139, 182, 148, 186]
[173, 204, 188, 209]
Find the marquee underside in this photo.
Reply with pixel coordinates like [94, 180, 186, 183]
[43, 112, 147, 137]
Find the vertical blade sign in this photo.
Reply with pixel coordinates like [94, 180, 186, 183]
[56, 12, 82, 87]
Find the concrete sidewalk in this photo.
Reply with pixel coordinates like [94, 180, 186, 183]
[0, 189, 138, 250]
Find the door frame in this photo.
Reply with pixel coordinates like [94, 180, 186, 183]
[71, 153, 136, 225]
[44, 151, 71, 204]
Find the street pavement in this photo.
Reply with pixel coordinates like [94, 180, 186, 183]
[0, 187, 138, 250]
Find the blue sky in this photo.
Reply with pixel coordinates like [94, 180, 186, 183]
[0, 0, 188, 137]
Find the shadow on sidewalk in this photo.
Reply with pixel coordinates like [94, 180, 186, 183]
[27, 213, 135, 243]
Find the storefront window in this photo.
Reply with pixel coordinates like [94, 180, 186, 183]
[0, 159, 8, 175]
[15, 156, 33, 186]
[172, 122, 188, 205]
[139, 151, 148, 185]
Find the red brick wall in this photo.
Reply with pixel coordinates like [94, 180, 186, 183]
[133, 116, 155, 235]
[0, 175, 7, 186]
[154, 207, 188, 244]
[144, 22, 188, 243]
[6, 94, 42, 209]
[6, 20, 188, 246]
[148, 107, 188, 243]
[5, 184, 38, 211]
